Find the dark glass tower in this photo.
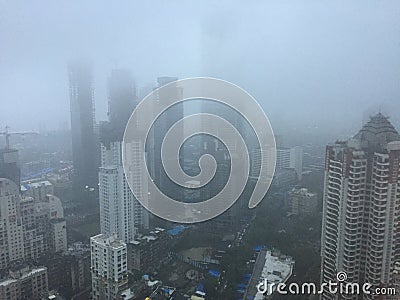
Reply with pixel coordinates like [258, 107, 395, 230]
[68, 60, 98, 191]
[108, 69, 137, 140]
[147, 77, 184, 201]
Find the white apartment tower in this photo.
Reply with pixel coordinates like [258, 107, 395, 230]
[90, 234, 128, 300]
[99, 69, 148, 243]
[321, 113, 400, 300]
[99, 141, 148, 243]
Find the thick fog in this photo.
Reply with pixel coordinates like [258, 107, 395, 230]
[0, 0, 399, 135]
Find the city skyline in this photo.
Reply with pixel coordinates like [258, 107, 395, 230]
[1, 1, 400, 299]
[1, 1, 400, 132]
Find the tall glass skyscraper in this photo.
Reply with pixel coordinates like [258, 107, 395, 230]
[68, 60, 98, 190]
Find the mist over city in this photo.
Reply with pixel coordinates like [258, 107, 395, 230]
[1, 1, 399, 133]
[0, 1, 400, 300]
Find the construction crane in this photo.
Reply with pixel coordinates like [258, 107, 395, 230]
[0, 126, 38, 150]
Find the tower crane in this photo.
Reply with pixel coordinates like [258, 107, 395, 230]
[0, 126, 38, 150]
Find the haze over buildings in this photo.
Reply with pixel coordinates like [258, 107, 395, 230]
[1, 1, 399, 133]
[0, 1, 400, 300]
[68, 60, 99, 190]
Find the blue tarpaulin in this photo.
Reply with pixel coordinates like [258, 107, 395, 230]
[167, 225, 186, 236]
[197, 283, 205, 292]
[252, 245, 266, 251]
[242, 274, 251, 283]
[21, 168, 54, 181]
[208, 270, 221, 278]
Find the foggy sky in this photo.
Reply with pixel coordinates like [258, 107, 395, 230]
[0, 0, 399, 135]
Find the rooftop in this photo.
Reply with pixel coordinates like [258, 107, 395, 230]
[353, 113, 400, 148]
[167, 225, 186, 236]
[245, 250, 294, 300]
[21, 180, 52, 192]
[289, 187, 317, 197]
[91, 234, 126, 249]
[0, 267, 47, 286]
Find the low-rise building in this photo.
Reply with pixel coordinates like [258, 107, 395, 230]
[245, 250, 294, 300]
[272, 169, 298, 189]
[0, 266, 48, 300]
[127, 228, 170, 273]
[38, 246, 91, 299]
[286, 187, 318, 216]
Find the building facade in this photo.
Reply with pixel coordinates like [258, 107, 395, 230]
[127, 228, 170, 273]
[0, 178, 67, 271]
[286, 187, 318, 216]
[0, 148, 20, 188]
[277, 146, 303, 181]
[90, 234, 128, 300]
[21, 180, 53, 202]
[99, 142, 135, 243]
[68, 60, 98, 190]
[320, 113, 400, 300]
[99, 71, 148, 243]
[0, 266, 48, 300]
[0, 178, 25, 269]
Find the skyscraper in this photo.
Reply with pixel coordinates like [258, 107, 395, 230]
[99, 140, 149, 242]
[107, 69, 137, 140]
[68, 60, 98, 190]
[320, 113, 400, 300]
[148, 77, 184, 201]
[0, 178, 25, 269]
[99, 70, 148, 243]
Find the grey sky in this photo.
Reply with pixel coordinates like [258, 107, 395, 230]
[0, 0, 399, 134]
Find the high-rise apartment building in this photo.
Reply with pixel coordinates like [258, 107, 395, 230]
[320, 113, 400, 300]
[0, 178, 25, 269]
[99, 70, 148, 243]
[21, 180, 53, 202]
[124, 140, 150, 230]
[99, 141, 149, 242]
[68, 60, 98, 190]
[90, 234, 128, 300]
[0, 178, 67, 271]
